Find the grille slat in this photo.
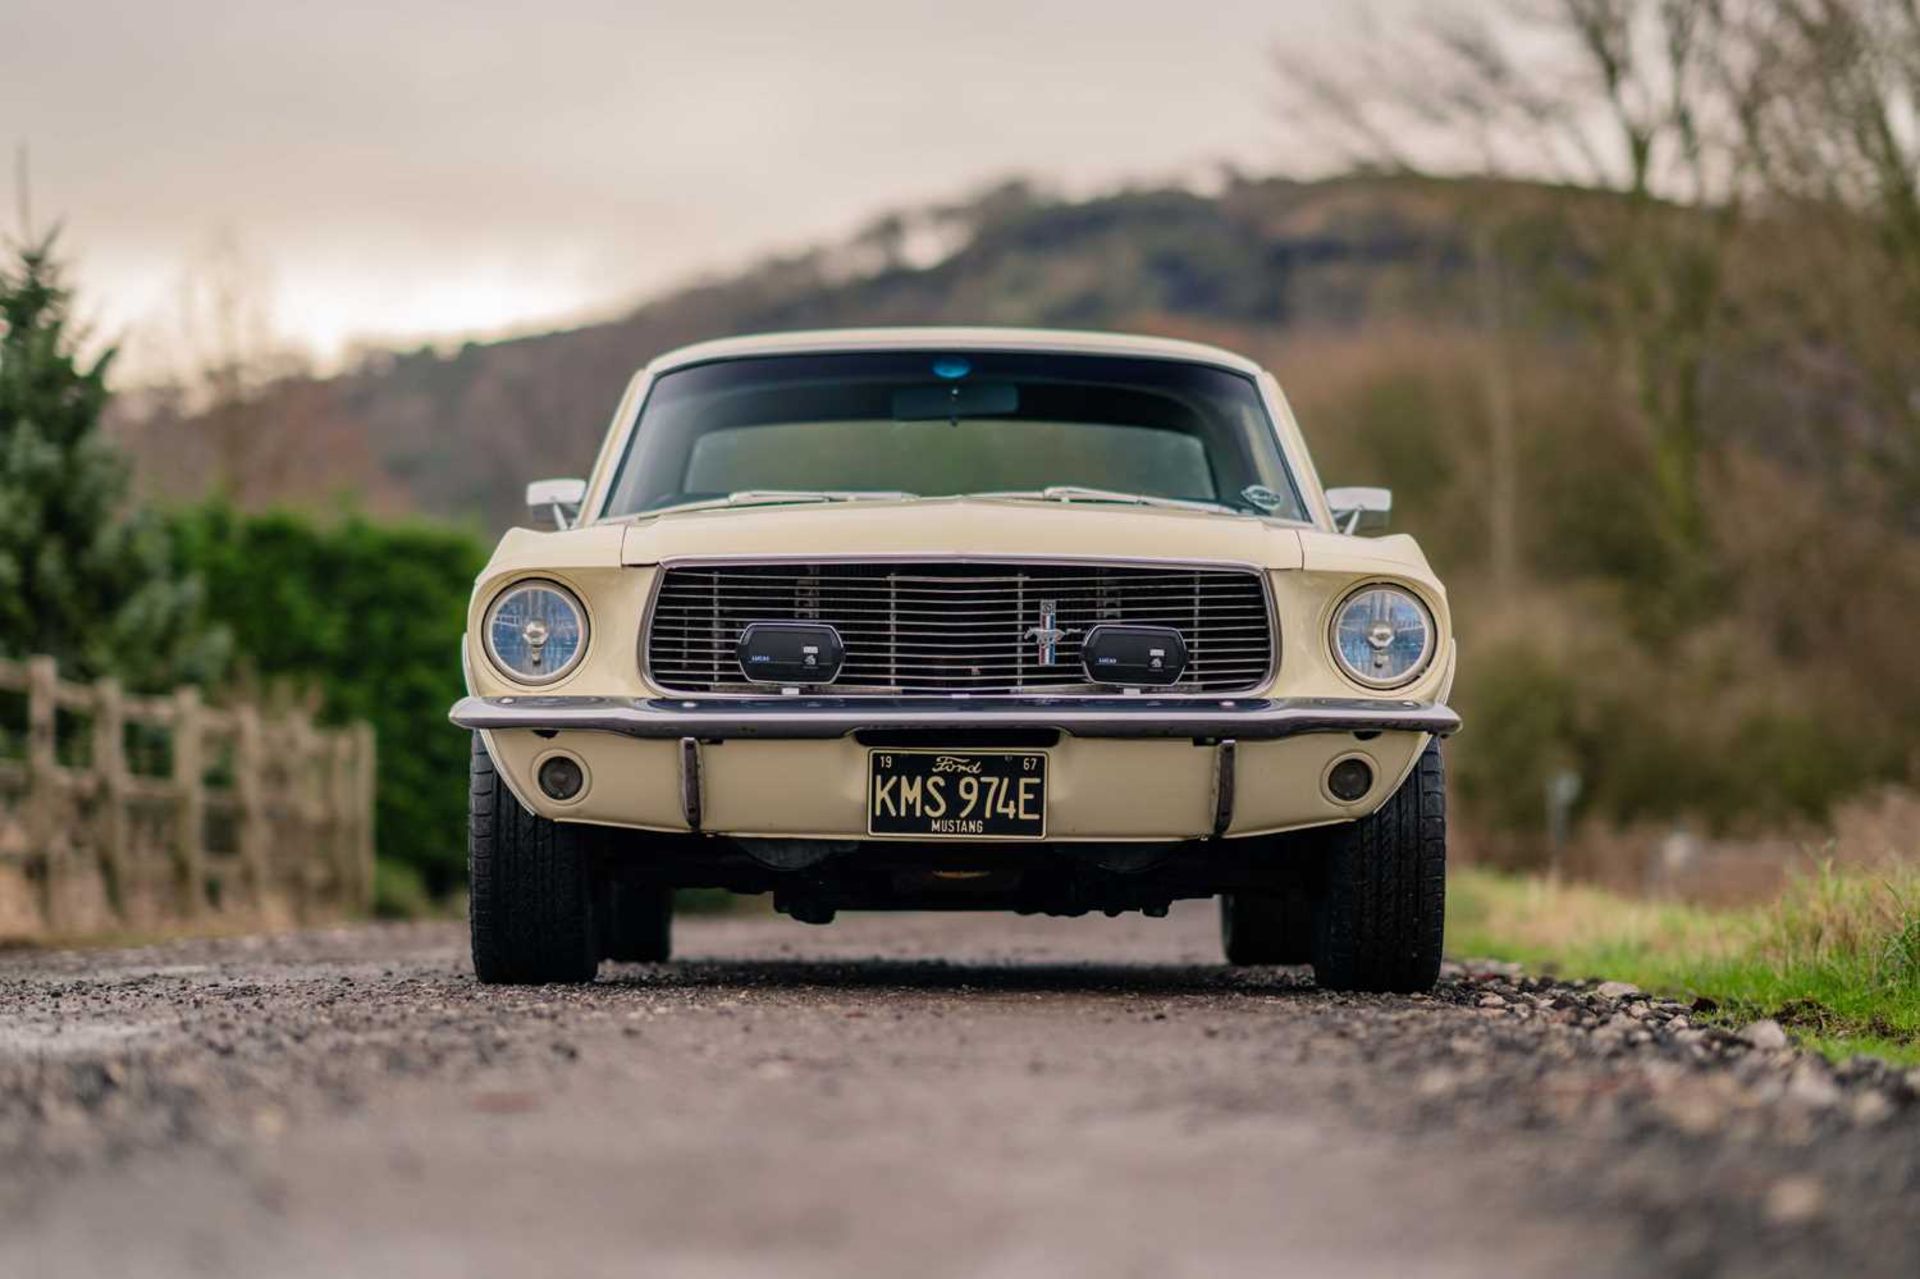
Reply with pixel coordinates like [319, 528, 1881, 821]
[646, 561, 1274, 695]
[683, 571, 1265, 585]
[648, 634, 1281, 648]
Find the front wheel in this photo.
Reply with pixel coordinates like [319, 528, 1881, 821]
[468, 734, 600, 985]
[1310, 741, 1447, 994]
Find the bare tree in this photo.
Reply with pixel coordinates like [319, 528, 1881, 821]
[12, 143, 32, 242]
[1733, 0, 1920, 502]
[169, 232, 311, 502]
[1276, 1, 1755, 585]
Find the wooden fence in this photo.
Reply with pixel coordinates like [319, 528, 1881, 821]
[0, 656, 374, 941]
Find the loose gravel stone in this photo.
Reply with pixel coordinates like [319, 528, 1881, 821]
[1764, 1176, 1826, 1226]
[1852, 1092, 1897, 1126]
[1742, 1019, 1792, 1051]
[1786, 1064, 1844, 1109]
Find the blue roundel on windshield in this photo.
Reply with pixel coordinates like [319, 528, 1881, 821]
[931, 356, 971, 380]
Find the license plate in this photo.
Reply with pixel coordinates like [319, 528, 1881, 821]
[867, 750, 1048, 839]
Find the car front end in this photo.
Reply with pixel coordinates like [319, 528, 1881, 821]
[451, 329, 1458, 988]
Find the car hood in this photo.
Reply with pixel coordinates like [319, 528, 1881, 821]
[614, 497, 1308, 569]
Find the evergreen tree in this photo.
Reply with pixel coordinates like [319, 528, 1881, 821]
[0, 234, 225, 690]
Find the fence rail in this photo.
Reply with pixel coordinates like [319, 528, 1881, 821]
[0, 656, 374, 940]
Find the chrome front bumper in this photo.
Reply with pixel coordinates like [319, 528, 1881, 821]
[448, 694, 1460, 741]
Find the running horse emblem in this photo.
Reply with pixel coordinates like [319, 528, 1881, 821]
[1025, 598, 1069, 666]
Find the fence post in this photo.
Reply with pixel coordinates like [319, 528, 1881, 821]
[24, 656, 61, 932]
[171, 686, 206, 918]
[234, 704, 268, 913]
[326, 731, 354, 909]
[91, 677, 130, 921]
[290, 717, 317, 917]
[354, 722, 376, 913]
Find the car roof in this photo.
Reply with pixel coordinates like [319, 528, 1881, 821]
[643, 327, 1265, 378]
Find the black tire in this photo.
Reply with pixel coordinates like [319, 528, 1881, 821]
[1311, 742, 1447, 994]
[1220, 889, 1315, 965]
[468, 734, 600, 985]
[600, 882, 673, 963]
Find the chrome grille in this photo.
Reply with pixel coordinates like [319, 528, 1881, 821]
[645, 560, 1274, 695]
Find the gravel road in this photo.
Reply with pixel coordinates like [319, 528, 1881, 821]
[2, 905, 1916, 1279]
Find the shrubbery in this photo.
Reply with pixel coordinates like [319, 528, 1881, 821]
[165, 504, 485, 897]
[1277, 328, 1920, 854]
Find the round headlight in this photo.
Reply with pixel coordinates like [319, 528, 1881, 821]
[484, 580, 588, 685]
[1330, 585, 1433, 689]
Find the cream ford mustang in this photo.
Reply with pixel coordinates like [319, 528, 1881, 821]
[450, 328, 1458, 988]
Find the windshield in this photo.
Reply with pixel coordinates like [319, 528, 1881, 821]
[600, 350, 1307, 520]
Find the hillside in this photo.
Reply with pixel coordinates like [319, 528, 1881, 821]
[117, 175, 1482, 528]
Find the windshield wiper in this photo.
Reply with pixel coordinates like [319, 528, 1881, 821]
[648, 490, 918, 515]
[723, 489, 917, 506]
[975, 486, 1243, 515]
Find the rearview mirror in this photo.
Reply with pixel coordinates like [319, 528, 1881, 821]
[1325, 486, 1392, 535]
[526, 478, 586, 530]
[892, 381, 1020, 421]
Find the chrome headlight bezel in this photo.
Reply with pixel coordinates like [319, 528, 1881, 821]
[1327, 583, 1436, 690]
[482, 578, 590, 687]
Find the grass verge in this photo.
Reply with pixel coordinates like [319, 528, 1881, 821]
[1447, 864, 1920, 1065]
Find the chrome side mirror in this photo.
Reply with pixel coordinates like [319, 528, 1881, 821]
[526, 477, 586, 530]
[1325, 486, 1392, 534]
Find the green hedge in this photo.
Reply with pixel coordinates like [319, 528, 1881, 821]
[167, 504, 485, 895]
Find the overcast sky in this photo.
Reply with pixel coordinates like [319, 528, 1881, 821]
[4, 0, 1435, 377]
